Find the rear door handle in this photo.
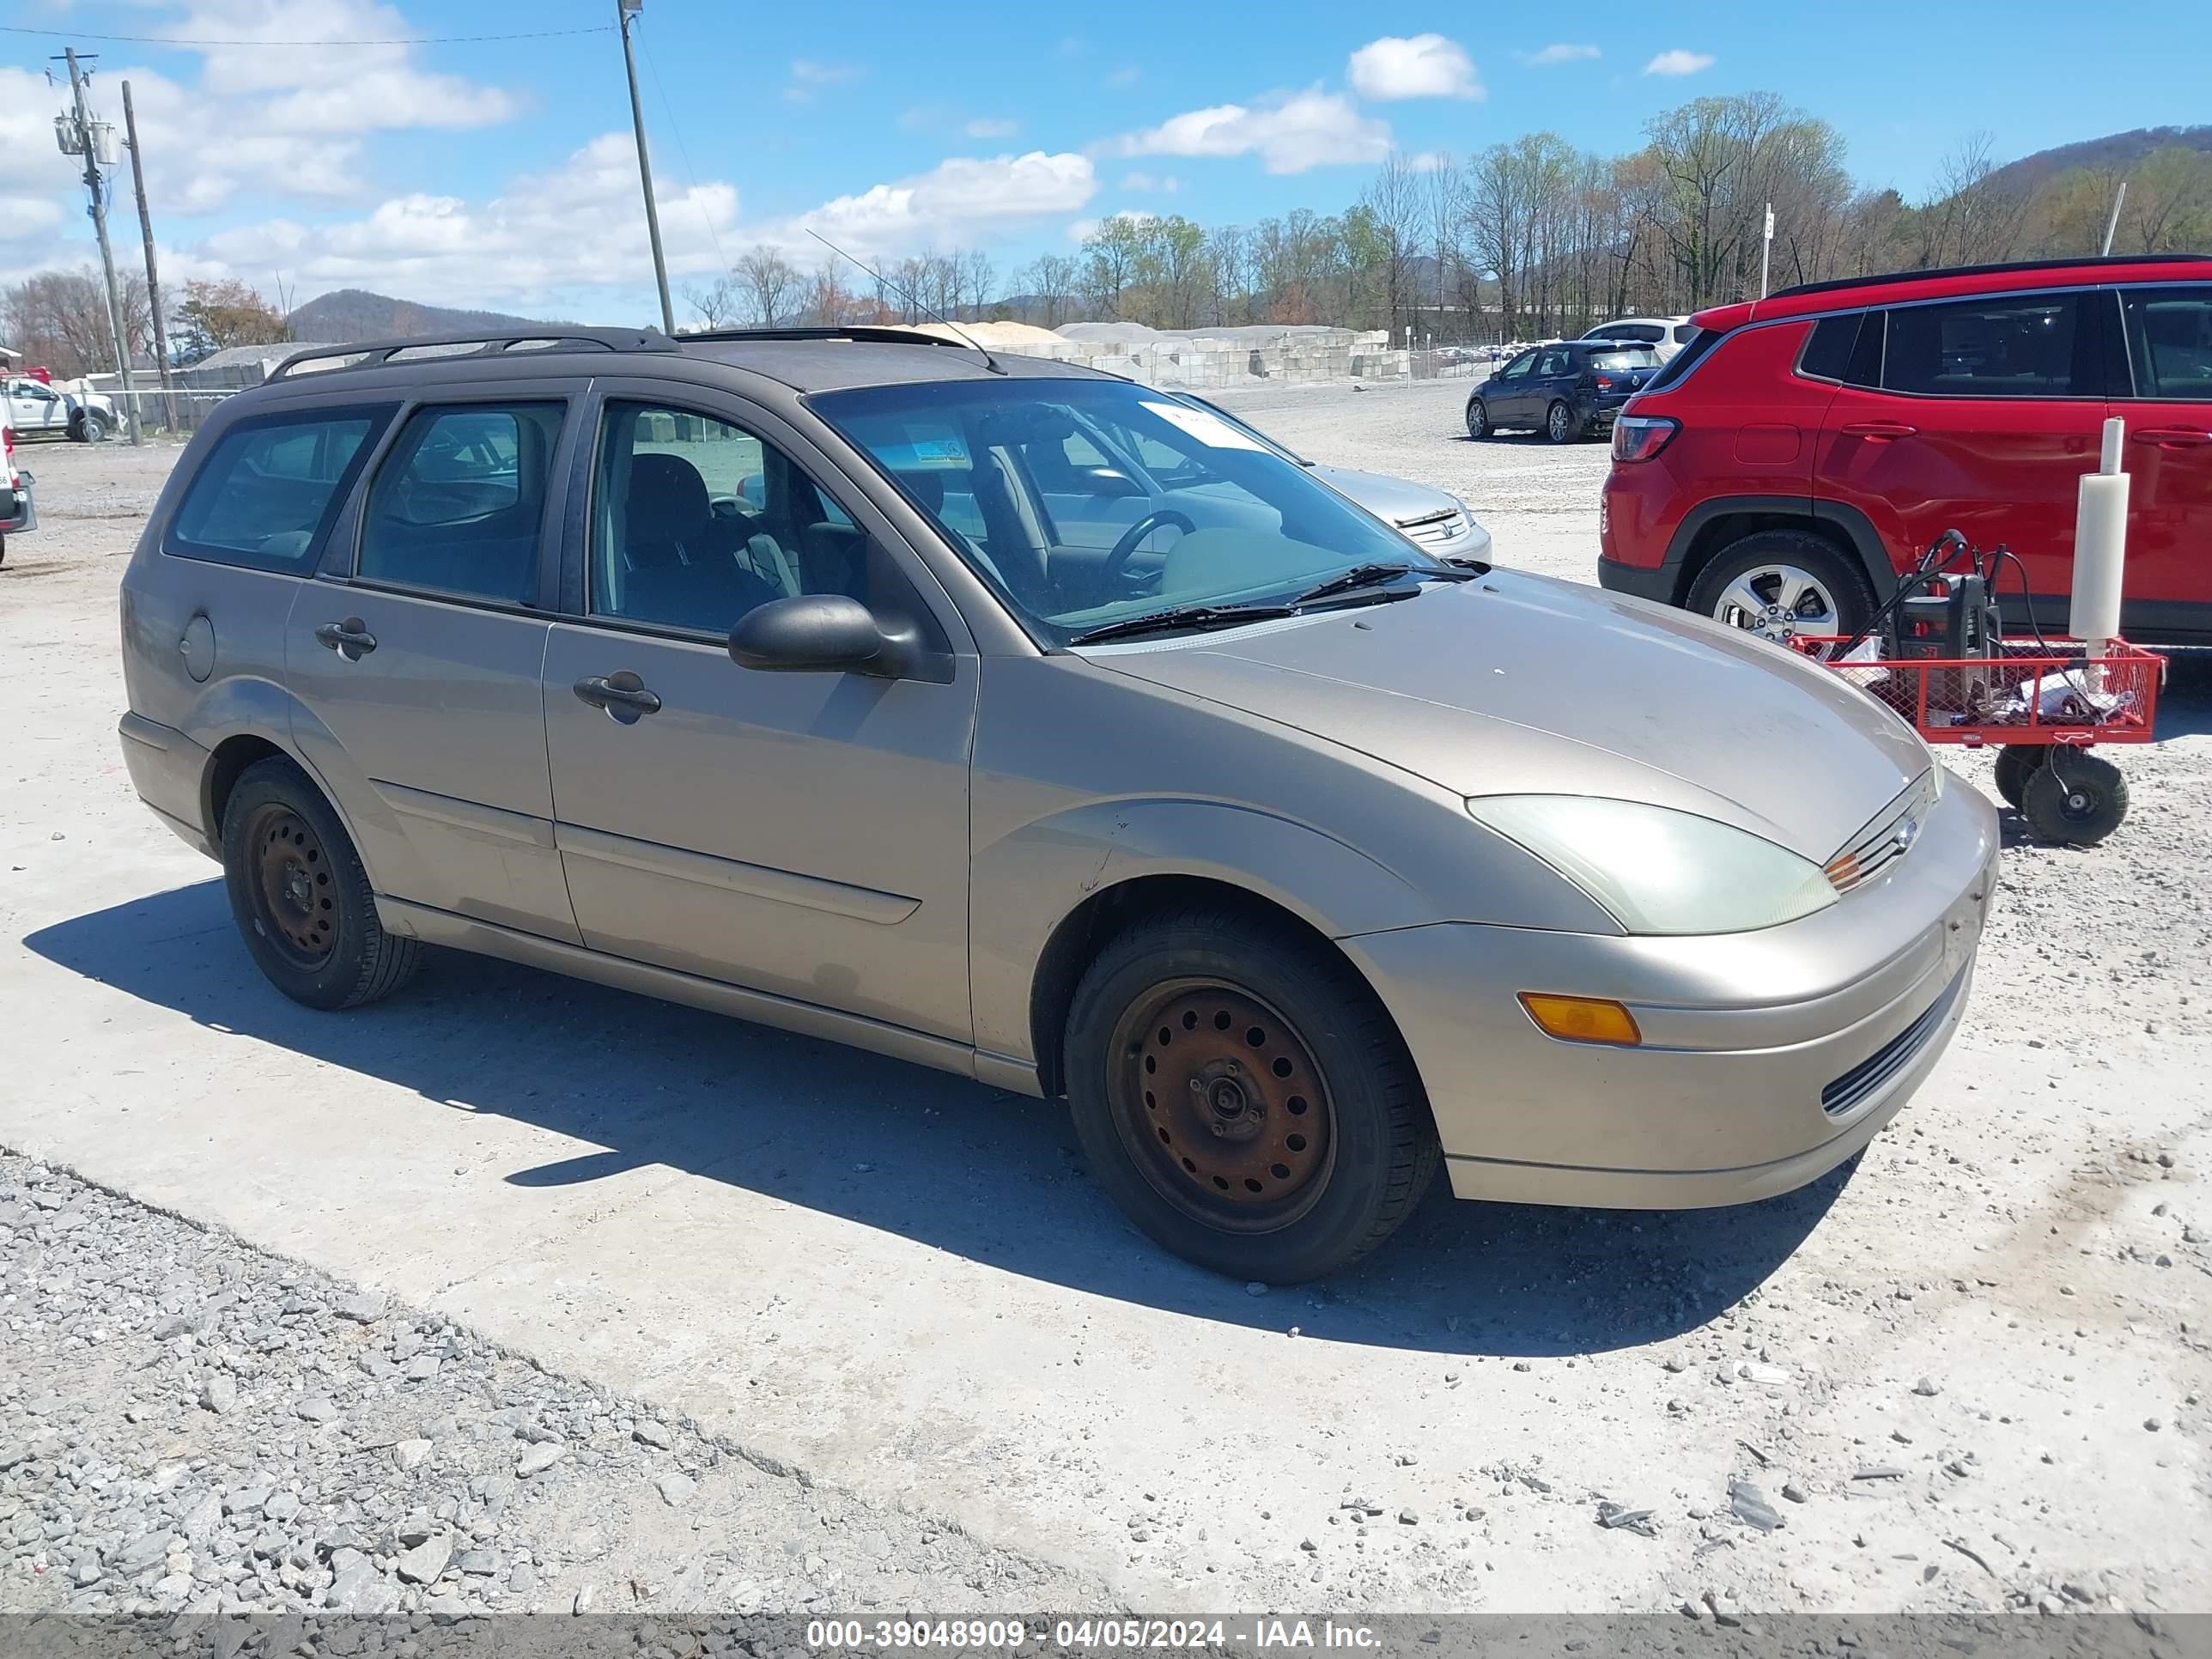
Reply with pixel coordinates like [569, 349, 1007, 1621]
[2132, 427, 2211, 447]
[313, 618, 376, 659]
[1839, 422, 1919, 440]
[573, 672, 662, 720]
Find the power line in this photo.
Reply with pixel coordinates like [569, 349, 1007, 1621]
[635, 17, 728, 276]
[1, 22, 611, 47]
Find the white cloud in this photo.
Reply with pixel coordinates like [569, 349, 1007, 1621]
[1116, 88, 1390, 175]
[1346, 34, 1482, 101]
[1644, 49, 1716, 76]
[965, 117, 1018, 138]
[784, 59, 866, 104]
[1103, 67, 1141, 90]
[1406, 151, 1449, 173]
[1527, 43, 1601, 65]
[788, 151, 1097, 258]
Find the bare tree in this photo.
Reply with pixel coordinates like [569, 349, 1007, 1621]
[1021, 253, 1079, 327]
[1917, 133, 2028, 268]
[4, 268, 161, 374]
[962, 249, 999, 318]
[734, 246, 801, 326]
[1354, 153, 1424, 343]
[680, 276, 743, 330]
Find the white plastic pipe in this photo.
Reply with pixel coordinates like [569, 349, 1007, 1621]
[2071, 416, 2129, 663]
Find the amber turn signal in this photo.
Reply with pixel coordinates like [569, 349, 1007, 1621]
[1517, 993, 1642, 1047]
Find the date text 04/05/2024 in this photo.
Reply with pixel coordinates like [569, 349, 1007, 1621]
[803, 1620, 1382, 1650]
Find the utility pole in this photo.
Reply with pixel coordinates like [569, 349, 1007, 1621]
[617, 0, 675, 335]
[58, 49, 142, 445]
[120, 81, 177, 434]
[2100, 180, 2128, 257]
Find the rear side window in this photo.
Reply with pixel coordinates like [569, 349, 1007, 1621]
[1882, 293, 2090, 397]
[167, 408, 393, 572]
[1641, 327, 1720, 392]
[356, 403, 566, 606]
[2121, 286, 2212, 399]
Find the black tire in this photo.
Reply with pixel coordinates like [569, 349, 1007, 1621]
[74, 411, 107, 444]
[1465, 398, 1492, 440]
[1992, 744, 2047, 811]
[1064, 906, 1440, 1282]
[220, 756, 419, 1009]
[0, 535, 8, 568]
[1544, 400, 1578, 444]
[2020, 750, 2129, 846]
[1684, 528, 1877, 643]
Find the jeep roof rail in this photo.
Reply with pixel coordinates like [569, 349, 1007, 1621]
[1768, 252, 2212, 302]
[677, 325, 980, 350]
[269, 327, 678, 381]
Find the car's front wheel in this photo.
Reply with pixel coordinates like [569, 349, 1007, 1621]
[1065, 906, 1439, 1282]
[1686, 530, 1876, 645]
[1465, 399, 1492, 441]
[221, 756, 420, 1010]
[73, 411, 107, 444]
[1545, 400, 1579, 444]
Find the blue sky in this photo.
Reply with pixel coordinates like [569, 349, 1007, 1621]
[2, 0, 2206, 325]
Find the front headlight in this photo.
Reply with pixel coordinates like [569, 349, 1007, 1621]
[1467, 795, 1837, 936]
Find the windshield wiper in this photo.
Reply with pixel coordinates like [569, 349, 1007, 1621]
[1292, 561, 1475, 605]
[1067, 602, 1297, 647]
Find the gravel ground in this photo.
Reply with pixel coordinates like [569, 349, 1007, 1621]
[2, 406, 2209, 1622]
[0, 1145, 1109, 1620]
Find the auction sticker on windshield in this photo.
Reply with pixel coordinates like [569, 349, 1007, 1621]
[1141, 401, 1268, 452]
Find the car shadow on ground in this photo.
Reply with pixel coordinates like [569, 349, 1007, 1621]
[27, 880, 1848, 1358]
[2153, 650, 2212, 742]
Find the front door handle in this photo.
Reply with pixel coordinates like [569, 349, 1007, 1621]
[2132, 427, 2211, 448]
[1839, 421, 1919, 440]
[574, 672, 662, 721]
[313, 618, 377, 659]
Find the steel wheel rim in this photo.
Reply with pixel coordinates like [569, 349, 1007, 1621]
[248, 805, 337, 969]
[1549, 404, 1571, 441]
[1711, 562, 1842, 643]
[1108, 980, 1335, 1234]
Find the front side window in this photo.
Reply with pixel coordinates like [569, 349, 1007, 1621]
[168, 407, 393, 572]
[2121, 286, 2212, 400]
[591, 401, 878, 635]
[1498, 351, 1535, 381]
[1881, 293, 2089, 398]
[356, 403, 564, 605]
[813, 377, 1443, 647]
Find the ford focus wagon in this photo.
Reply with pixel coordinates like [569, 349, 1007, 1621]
[118, 325, 1998, 1279]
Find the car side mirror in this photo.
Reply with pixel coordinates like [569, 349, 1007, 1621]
[727, 592, 917, 678]
[1074, 465, 1145, 498]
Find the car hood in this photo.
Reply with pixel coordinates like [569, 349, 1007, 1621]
[1306, 464, 1462, 527]
[1081, 571, 1930, 861]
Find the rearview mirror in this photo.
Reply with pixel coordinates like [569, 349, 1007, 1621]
[727, 593, 916, 678]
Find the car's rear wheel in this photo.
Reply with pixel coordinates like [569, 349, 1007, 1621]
[1545, 400, 1577, 444]
[1065, 906, 1439, 1282]
[221, 756, 419, 1010]
[1686, 530, 1875, 645]
[1465, 399, 1491, 441]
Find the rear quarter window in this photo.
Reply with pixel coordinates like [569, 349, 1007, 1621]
[167, 407, 396, 572]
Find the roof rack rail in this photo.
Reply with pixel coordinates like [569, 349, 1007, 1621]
[269, 327, 678, 381]
[1768, 252, 2212, 302]
[677, 325, 978, 349]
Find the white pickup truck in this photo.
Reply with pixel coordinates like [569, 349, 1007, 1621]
[3, 374, 113, 442]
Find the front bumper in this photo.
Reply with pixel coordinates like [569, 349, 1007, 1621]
[1340, 777, 1998, 1208]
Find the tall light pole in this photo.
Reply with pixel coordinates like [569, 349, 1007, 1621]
[58, 48, 142, 444]
[617, 0, 675, 334]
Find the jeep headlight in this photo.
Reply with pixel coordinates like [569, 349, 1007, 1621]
[1468, 796, 1836, 936]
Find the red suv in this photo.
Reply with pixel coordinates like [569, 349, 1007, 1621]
[1598, 255, 2212, 645]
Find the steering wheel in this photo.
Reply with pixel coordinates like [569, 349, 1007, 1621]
[1100, 508, 1198, 586]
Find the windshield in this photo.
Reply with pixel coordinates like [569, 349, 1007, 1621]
[811, 377, 1443, 647]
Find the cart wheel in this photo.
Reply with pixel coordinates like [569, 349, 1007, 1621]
[2020, 751, 2129, 847]
[1992, 744, 2047, 810]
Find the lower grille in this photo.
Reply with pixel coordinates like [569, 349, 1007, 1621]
[1820, 968, 1966, 1118]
